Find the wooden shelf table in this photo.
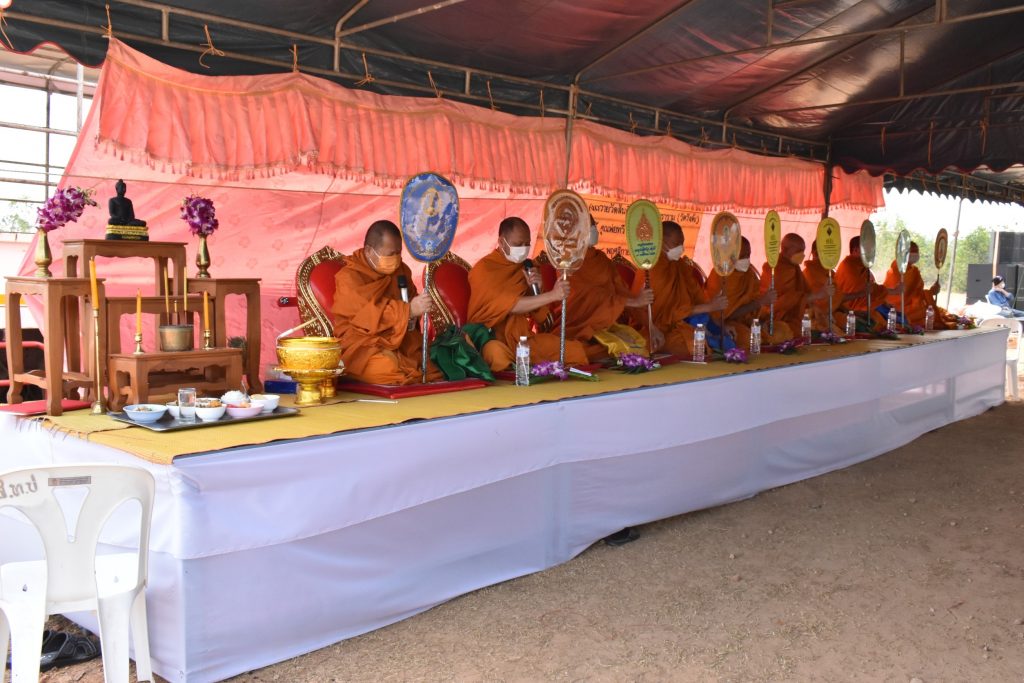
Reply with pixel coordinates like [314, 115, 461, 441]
[108, 348, 243, 411]
[4, 276, 105, 415]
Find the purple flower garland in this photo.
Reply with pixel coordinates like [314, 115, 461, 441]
[36, 186, 96, 232]
[180, 195, 219, 236]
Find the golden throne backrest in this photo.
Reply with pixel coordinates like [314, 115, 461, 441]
[296, 245, 347, 338]
[423, 252, 472, 340]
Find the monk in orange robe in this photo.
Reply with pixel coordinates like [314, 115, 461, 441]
[759, 233, 833, 335]
[637, 221, 727, 355]
[330, 220, 443, 384]
[883, 241, 956, 328]
[834, 236, 899, 330]
[706, 237, 789, 346]
[563, 219, 654, 361]
[468, 217, 588, 370]
[803, 240, 847, 334]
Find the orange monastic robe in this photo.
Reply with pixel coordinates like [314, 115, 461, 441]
[638, 257, 699, 356]
[883, 261, 954, 328]
[706, 267, 792, 345]
[330, 248, 442, 385]
[802, 258, 845, 333]
[563, 248, 634, 360]
[468, 249, 587, 370]
[759, 258, 809, 335]
[834, 254, 887, 328]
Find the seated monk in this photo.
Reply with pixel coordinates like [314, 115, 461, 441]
[562, 218, 655, 361]
[883, 241, 957, 328]
[834, 236, 899, 330]
[803, 240, 848, 334]
[632, 221, 727, 356]
[467, 217, 587, 371]
[759, 233, 833, 335]
[330, 220, 443, 384]
[706, 237, 790, 346]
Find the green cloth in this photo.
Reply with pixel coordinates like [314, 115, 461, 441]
[429, 324, 495, 382]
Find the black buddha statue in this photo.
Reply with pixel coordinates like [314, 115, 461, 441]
[108, 179, 146, 227]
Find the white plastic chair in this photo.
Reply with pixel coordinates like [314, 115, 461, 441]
[0, 464, 155, 682]
[979, 317, 1022, 400]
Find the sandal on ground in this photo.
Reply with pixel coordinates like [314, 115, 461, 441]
[5, 629, 55, 668]
[40, 632, 101, 672]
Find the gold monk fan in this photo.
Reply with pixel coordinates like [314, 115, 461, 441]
[625, 199, 663, 356]
[764, 210, 781, 335]
[710, 211, 742, 349]
[860, 219, 877, 318]
[816, 217, 842, 328]
[543, 189, 590, 367]
[895, 228, 912, 327]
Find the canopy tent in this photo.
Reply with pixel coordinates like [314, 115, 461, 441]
[4, 0, 1024, 202]
[17, 39, 878, 369]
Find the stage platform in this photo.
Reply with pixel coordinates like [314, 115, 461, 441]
[0, 330, 1008, 682]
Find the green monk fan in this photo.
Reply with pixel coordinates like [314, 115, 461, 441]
[764, 210, 781, 336]
[399, 172, 460, 383]
[625, 199, 663, 358]
[816, 216, 842, 334]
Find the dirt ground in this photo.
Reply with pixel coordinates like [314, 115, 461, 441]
[23, 401, 1024, 683]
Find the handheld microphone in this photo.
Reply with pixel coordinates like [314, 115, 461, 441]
[523, 258, 541, 296]
[397, 275, 410, 303]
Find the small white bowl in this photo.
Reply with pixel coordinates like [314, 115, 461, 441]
[226, 402, 263, 418]
[165, 401, 181, 419]
[250, 394, 280, 413]
[124, 404, 167, 424]
[195, 404, 227, 422]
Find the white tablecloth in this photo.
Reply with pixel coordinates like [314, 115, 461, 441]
[0, 331, 1007, 682]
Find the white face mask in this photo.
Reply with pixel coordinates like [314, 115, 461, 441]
[665, 245, 683, 261]
[501, 238, 530, 264]
[589, 225, 600, 247]
[734, 258, 751, 272]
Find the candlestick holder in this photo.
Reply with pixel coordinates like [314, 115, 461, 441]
[203, 329, 213, 350]
[133, 332, 144, 354]
[91, 308, 106, 415]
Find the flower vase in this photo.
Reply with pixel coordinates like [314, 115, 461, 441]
[34, 228, 52, 278]
[196, 234, 211, 278]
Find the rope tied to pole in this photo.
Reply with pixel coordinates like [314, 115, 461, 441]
[354, 52, 376, 86]
[199, 25, 225, 69]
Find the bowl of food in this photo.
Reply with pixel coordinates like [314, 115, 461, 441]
[250, 393, 280, 413]
[123, 404, 168, 424]
[226, 400, 264, 418]
[165, 401, 181, 419]
[276, 336, 342, 372]
[195, 398, 226, 422]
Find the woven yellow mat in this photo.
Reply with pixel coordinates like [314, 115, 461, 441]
[37, 332, 971, 465]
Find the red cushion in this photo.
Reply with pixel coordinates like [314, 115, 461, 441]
[432, 262, 471, 329]
[310, 261, 344, 313]
[0, 399, 92, 415]
[340, 378, 489, 398]
[538, 261, 557, 292]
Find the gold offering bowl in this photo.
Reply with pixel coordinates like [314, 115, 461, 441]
[276, 336, 342, 371]
[159, 324, 194, 352]
[276, 366, 345, 406]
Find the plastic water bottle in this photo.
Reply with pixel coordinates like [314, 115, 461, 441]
[801, 311, 812, 343]
[514, 336, 530, 386]
[887, 307, 898, 332]
[750, 319, 761, 356]
[846, 311, 857, 337]
[693, 324, 706, 362]
[925, 305, 935, 331]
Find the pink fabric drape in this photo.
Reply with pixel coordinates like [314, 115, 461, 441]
[94, 40, 881, 213]
[96, 40, 568, 194]
[567, 120, 881, 212]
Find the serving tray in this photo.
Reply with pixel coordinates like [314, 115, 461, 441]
[108, 406, 300, 432]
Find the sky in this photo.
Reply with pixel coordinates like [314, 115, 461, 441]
[870, 188, 1024, 238]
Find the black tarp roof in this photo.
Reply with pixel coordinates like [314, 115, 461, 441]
[5, 0, 1024, 202]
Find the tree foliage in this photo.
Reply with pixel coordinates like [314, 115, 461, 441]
[870, 218, 991, 293]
